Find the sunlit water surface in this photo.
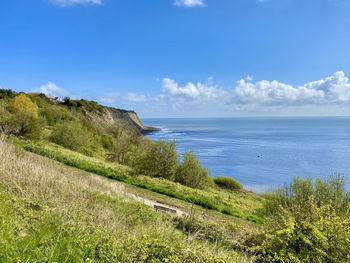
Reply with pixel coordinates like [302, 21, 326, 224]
[143, 117, 350, 193]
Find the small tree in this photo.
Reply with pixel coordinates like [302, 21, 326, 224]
[175, 151, 212, 189]
[130, 139, 178, 179]
[7, 94, 38, 117]
[3, 94, 41, 139]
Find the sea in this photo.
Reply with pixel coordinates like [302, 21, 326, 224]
[142, 117, 350, 193]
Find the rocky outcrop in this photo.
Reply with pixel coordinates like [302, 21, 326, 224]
[104, 107, 160, 134]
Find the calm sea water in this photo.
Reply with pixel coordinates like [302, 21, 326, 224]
[142, 117, 350, 193]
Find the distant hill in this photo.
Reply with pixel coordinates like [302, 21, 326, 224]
[0, 88, 158, 136]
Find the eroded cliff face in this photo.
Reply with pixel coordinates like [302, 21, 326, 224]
[104, 107, 159, 134]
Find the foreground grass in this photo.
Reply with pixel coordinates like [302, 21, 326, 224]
[12, 137, 264, 223]
[0, 138, 252, 262]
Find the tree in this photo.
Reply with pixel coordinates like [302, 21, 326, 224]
[7, 94, 38, 117]
[3, 94, 42, 139]
[175, 151, 212, 189]
[130, 139, 178, 179]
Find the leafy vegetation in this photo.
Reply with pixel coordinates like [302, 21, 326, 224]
[214, 176, 243, 191]
[127, 139, 179, 180]
[8, 93, 39, 117]
[238, 175, 350, 262]
[50, 120, 101, 155]
[0, 93, 42, 139]
[14, 138, 263, 223]
[0, 90, 225, 193]
[0, 88, 16, 101]
[175, 151, 214, 189]
[0, 138, 250, 263]
[3, 89, 349, 262]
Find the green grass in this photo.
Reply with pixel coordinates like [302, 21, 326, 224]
[12, 137, 264, 224]
[0, 138, 251, 262]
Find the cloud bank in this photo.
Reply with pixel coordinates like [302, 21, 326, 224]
[49, 0, 102, 7]
[99, 71, 350, 117]
[233, 71, 350, 106]
[173, 0, 205, 8]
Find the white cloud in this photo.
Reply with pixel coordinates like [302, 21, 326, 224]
[302, 71, 350, 103]
[98, 71, 350, 117]
[49, 0, 102, 7]
[173, 0, 205, 8]
[246, 75, 253, 81]
[162, 77, 226, 101]
[233, 79, 325, 105]
[233, 71, 350, 106]
[32, 82, 69, 98]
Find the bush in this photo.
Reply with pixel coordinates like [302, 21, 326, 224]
[101, 134, 115, 150]
[130, 139, 178, 180]
[247, 175, 350, 262]
[50, 120, 100, 153]
[0, 88, 16, 101]
[29, 96, 56, 125]
[214, 176, 243, 191]
[263, 175, 350, 216]
[1, 95, 42, 139]
[8, 112, 43, 139]
[175, 151, 213, 189]
[50, 105, 72, 122]
[7, 94, 38, 117]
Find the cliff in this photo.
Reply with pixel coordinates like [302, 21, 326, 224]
[104, 107, 159, 134]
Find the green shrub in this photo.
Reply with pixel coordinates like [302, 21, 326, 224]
[8, 94, 39, 117]
[263, 175, 350, 216]
[245, 175, 350, 262]
[131, 139, 178, 180]
[175, 151, 213, 189]
[100, 134, 115, 150]
[27, 95, 56, 126]
[173, 216, 225, 243]
[214, 176, 243, 191]
[1, 111, 42, 139]
[0, 88, 16, 101]
[0, 102, 11, 134]
[0, 94, 43, 139]
[50, 120, 100, 153]
[41, 107, 55, 125]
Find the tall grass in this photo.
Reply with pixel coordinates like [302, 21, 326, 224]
[0, 138, 251, 262]
[15, 138, 264, 223]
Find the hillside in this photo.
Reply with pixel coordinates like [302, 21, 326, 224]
[1, 90, 350, 262]
[0, 138, 252, 262]
[0, 89, 156, 137]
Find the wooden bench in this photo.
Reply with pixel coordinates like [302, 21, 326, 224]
[154, 205, 177, 214]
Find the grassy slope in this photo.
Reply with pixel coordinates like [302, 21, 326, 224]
[12, 137, 264, 224]
[1, 91, 264, 222]
[0, 138, 254, 262]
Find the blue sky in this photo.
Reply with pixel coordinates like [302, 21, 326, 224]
[1, 0, 350, 117]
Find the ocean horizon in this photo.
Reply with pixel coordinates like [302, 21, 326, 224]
[143, 117, 350, 193]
